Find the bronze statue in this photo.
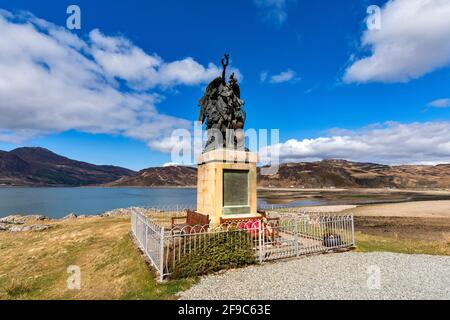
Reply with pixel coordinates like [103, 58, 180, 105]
[198, 54, 246, 151]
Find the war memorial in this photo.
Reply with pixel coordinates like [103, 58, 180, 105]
[130, 55, 355, 282]
[196, 54, 260, 226]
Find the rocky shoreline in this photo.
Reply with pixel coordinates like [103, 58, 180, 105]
[0, 205, 353, 232]
[0, 207, 136, 232]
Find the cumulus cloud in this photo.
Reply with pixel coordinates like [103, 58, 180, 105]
[260, 69, 300, 83]
[428, 98, 450, 108]
[0, 10, 234, 151]
[162, 162, 184, 167]
[90, 29, 238, 89]
[261, 121, 450, 165]
[270, 69, 299, 83]
[344, 0, 450, 83]
[254, 0, 296, 28]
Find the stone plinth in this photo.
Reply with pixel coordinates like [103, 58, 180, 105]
[197, 149, 259, 226]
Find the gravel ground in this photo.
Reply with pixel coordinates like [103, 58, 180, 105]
[179, 252, 450, 300]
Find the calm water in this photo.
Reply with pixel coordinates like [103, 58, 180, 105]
[0, 187, 325, 218]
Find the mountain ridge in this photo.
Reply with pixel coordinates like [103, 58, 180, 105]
[111, 159, 450, 189]
[107, 165, 197, 187]
[257, 159, 450, 189]
[2, 147, 450, 189]
[0, 147, 135, 186]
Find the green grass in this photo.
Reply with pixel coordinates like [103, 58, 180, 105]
[2, 279, 34, 298]
[0, 217, 195, 300]
[114, 234, 197, 300]
[355, 232, 450, 256]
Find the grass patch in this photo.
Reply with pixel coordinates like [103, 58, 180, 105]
[0, 217, 194, 300]
[1, 279, 33, 298]
[355, 232, 450, 256]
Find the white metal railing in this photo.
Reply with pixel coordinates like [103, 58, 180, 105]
[130, 208, 355, 280]
[131, 208, 166, 280]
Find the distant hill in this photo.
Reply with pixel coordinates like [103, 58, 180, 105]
[3, 148, 449, 189]
[0, 147, 135, 186]
[107, 165, 197, 187]
[257, 160, 450, 189]
[109, 159, 450, 189]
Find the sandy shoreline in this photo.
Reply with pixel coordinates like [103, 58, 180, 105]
[293, 200, 450, 218]
[345, 200, 450, 218]
[259, 187, 450, 194]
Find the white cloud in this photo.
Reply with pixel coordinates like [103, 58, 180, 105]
[259, 71, 268, 82]
[254, 0, 296, 28]
[344, 0, 450, 83]
[270, 69, 299, 83]
[90, 29, 238, 89]
[261, 121, 450, 165]
[162, 162, 183, 167]
[261, 69, 300, 84]
[0, 10, 235, 151]
[428, 98, 450, 108]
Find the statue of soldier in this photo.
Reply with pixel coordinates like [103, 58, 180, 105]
[198, 54, 246, 151]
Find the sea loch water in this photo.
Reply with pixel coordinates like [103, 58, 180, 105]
[0, 187, 197, 218]
[0, 187, 324, 218]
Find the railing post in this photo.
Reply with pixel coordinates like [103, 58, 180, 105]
[132, 209, 136, 234]
[144, 224, 148, 255]
[258, 221, 263, 263]
[294, 219, 299, 257]
[131, 209, 133, 233]
[351, 215, 355, 247]
[159, 227, 165, 281]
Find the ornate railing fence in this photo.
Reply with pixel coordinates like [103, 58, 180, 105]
[130, 207, 355, 281]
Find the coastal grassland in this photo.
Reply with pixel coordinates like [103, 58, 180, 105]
[353, 215, 450, 256]
[355, 232, 450, 256]
[0, 217, 195, 300]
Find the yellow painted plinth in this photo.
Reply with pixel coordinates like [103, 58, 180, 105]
[197, 149, 260, 226]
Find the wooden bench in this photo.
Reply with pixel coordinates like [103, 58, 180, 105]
[219, 216, 262, 225]
[219, 210, 280, 225]
[171, 210, 210, 233]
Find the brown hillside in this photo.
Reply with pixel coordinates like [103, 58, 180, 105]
[108, 166, 197, 187]
[109, 160, 450, 189]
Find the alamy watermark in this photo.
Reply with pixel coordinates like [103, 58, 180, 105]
[67, 265, 81, 290]
[367, 265, 381, 290]
[66, 5, 81, 30]
[169, 122, 280, 175]
[366, 5, 381, 30]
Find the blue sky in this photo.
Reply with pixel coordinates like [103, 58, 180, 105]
[0, 0, 450, 170]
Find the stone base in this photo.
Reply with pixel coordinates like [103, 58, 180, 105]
[197, 149, 259, 226]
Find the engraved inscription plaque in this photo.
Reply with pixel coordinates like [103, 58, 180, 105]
[223, 169, 249, 214]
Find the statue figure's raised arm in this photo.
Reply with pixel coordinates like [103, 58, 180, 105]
[221, 53, 229, 85]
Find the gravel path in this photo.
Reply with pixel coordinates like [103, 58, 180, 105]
[179, 252, 450, 300]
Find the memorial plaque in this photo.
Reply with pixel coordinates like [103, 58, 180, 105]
[223, 169, 249, 208]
